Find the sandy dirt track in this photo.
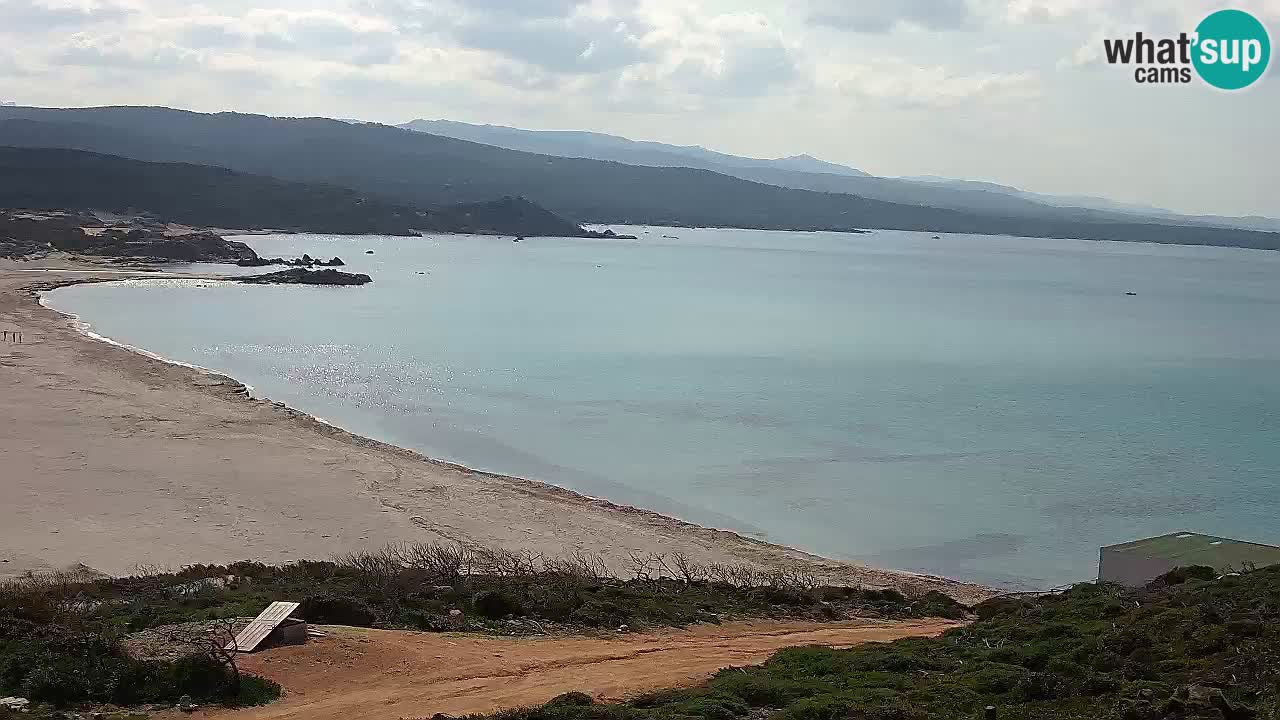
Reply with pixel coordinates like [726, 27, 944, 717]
[0, 258, 992, 603]
[203, 619, 961, 720]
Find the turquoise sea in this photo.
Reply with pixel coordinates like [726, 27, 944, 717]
[45, 227, 1280, 589]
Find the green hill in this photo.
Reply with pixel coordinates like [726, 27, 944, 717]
[0, 146, 589, 238]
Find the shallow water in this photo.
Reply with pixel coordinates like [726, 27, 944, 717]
[46, 227, 1280, 589]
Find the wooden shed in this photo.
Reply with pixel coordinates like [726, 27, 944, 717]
[227, 601, 308, 653]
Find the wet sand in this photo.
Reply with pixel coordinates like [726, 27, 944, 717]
[0, 257, 993, 602]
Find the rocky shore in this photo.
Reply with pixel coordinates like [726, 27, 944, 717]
[0, 210, 258, 263]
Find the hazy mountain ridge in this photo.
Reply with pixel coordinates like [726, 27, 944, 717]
[1, 105, 1277, 249]
[400, 119, 871, 178]
[0, 145, 585, 237]
[404, 118, 1280, 233]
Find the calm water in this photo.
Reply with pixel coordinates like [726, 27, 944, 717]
[46, 228, 1280, 589]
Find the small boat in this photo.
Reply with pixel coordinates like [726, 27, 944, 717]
[1125, 292, 1137, 296]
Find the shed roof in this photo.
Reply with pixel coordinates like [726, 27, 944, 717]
[227, 601, 301, 653]
[1102, 532, 1280, 571]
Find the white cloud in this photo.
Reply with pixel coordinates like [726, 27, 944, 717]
[818, 60, 1041, 108]
[0, 0, 1274, 215]
[808, 0, 977, 33]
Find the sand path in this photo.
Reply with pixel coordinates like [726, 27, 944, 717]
[0, 258, 992, 602]
[201, 618, 960, 720]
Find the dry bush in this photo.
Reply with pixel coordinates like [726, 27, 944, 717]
[333, 547, 403, 595]
[392, 541, 473, 581]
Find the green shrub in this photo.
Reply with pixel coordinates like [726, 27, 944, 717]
[1148, 565, 1216, 588]
[547, 692, 594, 707]
[473, 590, 524, 620]
[300, 594, 376, 626]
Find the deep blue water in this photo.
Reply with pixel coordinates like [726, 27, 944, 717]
[45, 227, 1280, 589]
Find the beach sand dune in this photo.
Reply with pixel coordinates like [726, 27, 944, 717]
[0, 259, 992, 602]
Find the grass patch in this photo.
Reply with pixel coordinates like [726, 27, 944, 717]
[0, 543, 962, 710]
[475, 565, 1280, 720]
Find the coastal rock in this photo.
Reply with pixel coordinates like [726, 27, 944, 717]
[239, 268, 373, 286]
[237, 257, 282, 267]
[0, 210, 259, 263]
[582, 228, 638, 240]
[240, 254, 346, 268]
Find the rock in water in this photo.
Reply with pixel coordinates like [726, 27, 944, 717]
[239, 268, 373, 285]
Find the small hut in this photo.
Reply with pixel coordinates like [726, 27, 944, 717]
[227, 601, 308, 653]
[1099, 532, 1280, 587]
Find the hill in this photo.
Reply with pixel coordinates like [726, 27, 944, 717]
[0, 146, 585, 237]
[1, 106, 1278, 249]
[406, 118, 1280, 233]
[0, 146, 425, 235]
[399, 119, 872, 177]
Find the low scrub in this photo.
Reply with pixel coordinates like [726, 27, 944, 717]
[0, 584, 279, 709]
[477, 565, 1280, 720]
[0, 543, 961, 709]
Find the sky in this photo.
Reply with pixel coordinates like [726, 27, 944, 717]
[0, 0, 1277, 217]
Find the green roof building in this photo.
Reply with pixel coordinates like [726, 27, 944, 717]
[1099, 532, 1280, 587]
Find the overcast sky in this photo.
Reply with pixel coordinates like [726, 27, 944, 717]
[1, 0, 1277, 217]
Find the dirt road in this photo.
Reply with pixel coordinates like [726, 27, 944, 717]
[208, 619, 960, 720]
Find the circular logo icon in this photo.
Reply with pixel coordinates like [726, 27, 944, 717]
[1193, 9, 1271, 90]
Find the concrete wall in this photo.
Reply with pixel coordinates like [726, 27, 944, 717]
[1098, 548, 1176, 587]
[266, 621, 308, 648]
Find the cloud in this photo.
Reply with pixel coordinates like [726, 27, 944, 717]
[451, 15, 653, 74]
[172, 11, 401, 67]
[52, 33, 200, 69]
[808, 0, 976, 33]
[0, 0, 134, 32]
[819, 60, 1041, 108]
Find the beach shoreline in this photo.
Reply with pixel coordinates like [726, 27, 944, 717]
[0, 257, 996, 603]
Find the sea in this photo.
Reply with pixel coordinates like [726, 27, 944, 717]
[44, 227, 1280, 590]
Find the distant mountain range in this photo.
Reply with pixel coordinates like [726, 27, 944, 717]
[0, 105, 1277, 250]
[400, 119, 872, 178]
[401, 118, 1280, 234]
[0, 145, 585, 237]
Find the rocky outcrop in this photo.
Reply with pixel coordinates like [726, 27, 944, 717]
[238, 268, 372, 285]
[582, 228, 638, 240]
[0, 211, 260, 262]
[237, 254, 345, 268]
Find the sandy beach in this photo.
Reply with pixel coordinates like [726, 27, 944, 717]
[0, 257, 993, 602]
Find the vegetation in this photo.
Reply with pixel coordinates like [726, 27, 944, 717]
[2, 106, 1279, 248]
[480, 565, 1280, 720]
[1, 544, 963, 638]
[0, 576, 280, 709]
[0, 543, 961, 711]
[0, 146, 430, 235]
